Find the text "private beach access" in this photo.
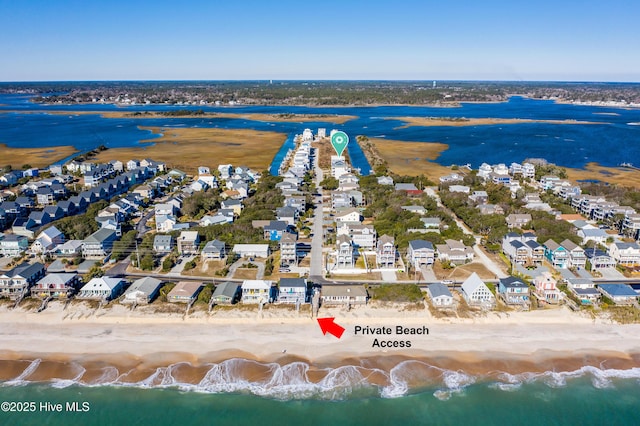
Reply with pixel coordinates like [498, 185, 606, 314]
[354, 325, 429, 348]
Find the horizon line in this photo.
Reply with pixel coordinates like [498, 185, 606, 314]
[1, 79, 640, 85]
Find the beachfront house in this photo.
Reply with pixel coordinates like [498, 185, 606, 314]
[0, 262, 46, 299]
[320, 285, 368, 307]
[241, 280, 272, 304]
[533, 272, 561, 304]
[427, 283, 454, 307]
[278, 278, 308, 304]
[167, 281, 203, 304]
[211, 282, 240, 305]
[566, 278, 600, 304]
[33, 273, 81, 299]
[122, 277, 163, 305]
[77, 277, 125, 300]
[460, 273, 495, 306]
[498, 276, 530, 306]
[598, 284, 638, 305]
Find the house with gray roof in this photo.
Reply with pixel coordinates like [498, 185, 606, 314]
[78, 277, 125, 300]
[211, 282, 240, 305]
[33, 273, 81, 299]
[408, 240, 435, 268]
[82, 228, 117, 259]
[122, 277, 163, 304]
[201, 239, 226, 260]
[0, 262, 46, 299]
[278, 278, 308, 304]
[153, 235, 174, 254]
[320, 285, 368, 306]
[460, 273, 495, 305]
[427, 283, 454, 307]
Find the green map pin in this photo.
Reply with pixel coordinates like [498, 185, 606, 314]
[331, 131, 349, 157]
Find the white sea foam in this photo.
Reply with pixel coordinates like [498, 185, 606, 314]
[3, 359, 41, 386]
[50, 362, 86, 389]
[3, 358, 640, 400]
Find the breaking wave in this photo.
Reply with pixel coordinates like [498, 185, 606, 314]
[2, 358, 640, 400]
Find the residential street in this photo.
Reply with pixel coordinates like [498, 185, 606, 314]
[309, 147, 325, 282]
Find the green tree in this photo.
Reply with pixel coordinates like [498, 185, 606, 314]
[140, 254, 155, 271]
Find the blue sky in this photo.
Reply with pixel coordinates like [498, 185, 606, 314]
[1, 0, 639, 81]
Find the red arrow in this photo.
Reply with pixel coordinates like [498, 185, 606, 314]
[317, 317, 345, 339]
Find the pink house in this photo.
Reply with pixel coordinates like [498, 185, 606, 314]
[533, 272, 562, 304]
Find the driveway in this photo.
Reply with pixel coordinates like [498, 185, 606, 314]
[598, 267, 626, 280]
[380, 269, 397, 282]
[226, 258, 265, 279]
[171, 254, 196, 274]
[136, 208, 155, 238]
[419, 265, 438, 283]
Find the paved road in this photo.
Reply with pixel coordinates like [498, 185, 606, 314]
[309, 148, 326, 282]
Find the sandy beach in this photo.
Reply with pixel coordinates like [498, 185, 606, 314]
[1, 301, 639, 390]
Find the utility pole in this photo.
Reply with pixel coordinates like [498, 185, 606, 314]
[135, 240, 140, 267]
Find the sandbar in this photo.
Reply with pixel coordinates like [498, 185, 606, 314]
[388, 116, 604, 129]
[0, 110, 357, 125]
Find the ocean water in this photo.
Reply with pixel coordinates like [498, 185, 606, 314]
[1, 379, 639, 425]
[1, 357, 640, 425]
[2, 94, 640, 175]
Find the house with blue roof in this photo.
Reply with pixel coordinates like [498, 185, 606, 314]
[598, 284, 638, 305]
